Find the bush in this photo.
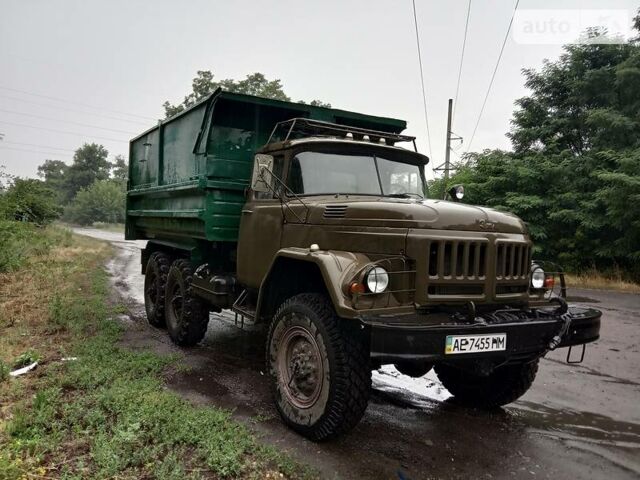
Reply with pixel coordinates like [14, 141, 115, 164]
[0, 178, 61, 224]
[64, 179, 125, 225]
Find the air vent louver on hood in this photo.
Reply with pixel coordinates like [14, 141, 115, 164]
[323, 205, 348, 219]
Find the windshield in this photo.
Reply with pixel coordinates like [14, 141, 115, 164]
[288, 151, 425, 197]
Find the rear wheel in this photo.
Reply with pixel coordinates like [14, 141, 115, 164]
[144, 251, 171, 327]
[165, 259, 209, 346]
[267, 293, 371, 441]
[435, 360, 539, 409]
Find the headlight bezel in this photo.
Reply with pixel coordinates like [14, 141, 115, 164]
[365, 266, 389, 294]
[448, 184, 465, 201]
[530, 265, 545, 289]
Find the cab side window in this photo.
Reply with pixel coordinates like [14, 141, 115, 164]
[254, 155, 285, 200]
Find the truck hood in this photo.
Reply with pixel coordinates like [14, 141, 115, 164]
[303, 197, 527, 234]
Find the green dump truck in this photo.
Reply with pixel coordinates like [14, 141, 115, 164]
[126, 89, 601, 440]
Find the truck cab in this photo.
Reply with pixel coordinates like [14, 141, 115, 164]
[127, 91, 601, 441]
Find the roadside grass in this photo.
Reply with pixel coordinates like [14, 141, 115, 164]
[565, 271, 640, 294]
[0, 220, 74, 273]
[0, 224, 313, 479]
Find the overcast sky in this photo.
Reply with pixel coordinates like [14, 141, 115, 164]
[1, 0, 637, 180]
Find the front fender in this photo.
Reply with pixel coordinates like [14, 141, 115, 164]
[255, 247, 377, 321]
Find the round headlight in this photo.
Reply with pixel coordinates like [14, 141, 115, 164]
[531, 266, 545, 289]
[366, 267, 389, 294]
[448, 184, 465, 200]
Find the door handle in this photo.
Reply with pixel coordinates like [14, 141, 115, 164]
[241, 209, 253, 214]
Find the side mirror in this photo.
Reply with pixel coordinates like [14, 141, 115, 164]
[251, 154, 274, 193]
[448, 184, 464, 202]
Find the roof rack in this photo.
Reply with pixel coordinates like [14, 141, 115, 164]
[267, 118, 417, 151]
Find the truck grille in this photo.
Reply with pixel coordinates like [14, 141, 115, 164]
[427, 240, 487, 279]
[425, 239, 531, 300]
[495, 241, 530, 280]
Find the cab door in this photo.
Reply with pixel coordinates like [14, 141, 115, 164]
[236, 155, 285, 288]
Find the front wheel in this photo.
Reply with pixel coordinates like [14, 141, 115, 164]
[165, 259, 209, 346]
[435, 360, 539, 409]
[267, 293, 371, 441]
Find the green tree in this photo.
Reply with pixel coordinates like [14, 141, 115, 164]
[64, 179, 125, 225]
[111, 154, 128, 183]
[434, 18, 640, 280]
[509, 37, 639, 154]
[62, 143, 111, 202]
[163, 71, 330, 117]
[37, 159, 68, 201]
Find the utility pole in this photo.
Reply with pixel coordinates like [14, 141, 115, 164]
[434, 99, 462, 199]
[444, 98, 453, 184]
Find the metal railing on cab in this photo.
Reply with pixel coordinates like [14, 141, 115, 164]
[267, 118, 418, 150]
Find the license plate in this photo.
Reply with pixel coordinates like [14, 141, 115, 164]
[445, 333, 507, 354]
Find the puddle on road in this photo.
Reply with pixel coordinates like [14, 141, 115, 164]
[511, 401, 640, 476]
[373, 365, 640, 475]
[511, 401, 640, 449]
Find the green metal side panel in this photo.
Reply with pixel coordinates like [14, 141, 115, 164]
[126, 89, 407, 244]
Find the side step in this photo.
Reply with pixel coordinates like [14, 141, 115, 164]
[231, 289, 256, 329]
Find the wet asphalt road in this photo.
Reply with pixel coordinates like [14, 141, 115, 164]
[74, 228, 640, 480]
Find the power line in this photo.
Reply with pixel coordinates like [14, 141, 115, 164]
[0, 120, 129, 143]
[452, 0, 472, 122]
[0, 108, 138, 135]
[0, 85, 156, 121]
[466, 0, 519, 153]
[411, 0, 433, 158]
[0, 93, 149, 126]
[1, 141, 76, 152]
[0, 145, 72, 157]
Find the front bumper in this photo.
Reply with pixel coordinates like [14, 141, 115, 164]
[363, 305, 601, 364]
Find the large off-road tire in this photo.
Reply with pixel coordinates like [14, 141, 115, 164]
[435, 360, 539, 409]
[394, 361, 433, 378]
[164, 259, 209, 347]
[144, 251, 171, 327]
[267, 293, 371, 441]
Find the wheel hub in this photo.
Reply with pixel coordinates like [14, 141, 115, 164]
[278, 323, 324, 409]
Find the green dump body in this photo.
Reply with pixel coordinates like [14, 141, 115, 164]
[125, 89, 407, 244]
